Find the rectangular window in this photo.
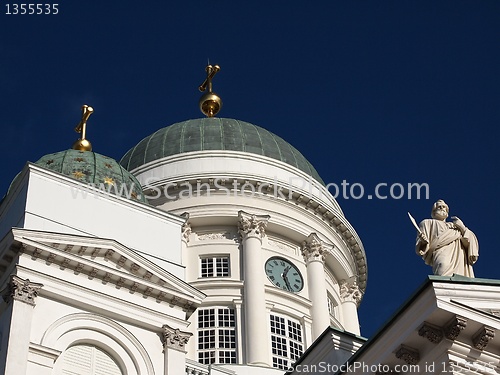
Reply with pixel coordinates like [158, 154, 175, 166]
[200, 256, 230, 277]
[327, 294, 338, 318]
[270, 314, 303, 370]
[198, 308, 236, 365]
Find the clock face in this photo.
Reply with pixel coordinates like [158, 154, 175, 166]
[265, 257, 304, 293]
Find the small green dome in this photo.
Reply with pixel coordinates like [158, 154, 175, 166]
[35, 149, 146, 202]
[120, 118, 324, 184]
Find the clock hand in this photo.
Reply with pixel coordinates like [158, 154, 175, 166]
[283, 266, 292, 290]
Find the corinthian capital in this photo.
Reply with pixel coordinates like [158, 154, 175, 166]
[162, 324, 192, 352]
[301, 233, 329, 263]
[340, 279, 363, 306]
[182, 222, 192, 243]
[238, 211, 270, 240]
[1, 275, 43, 306]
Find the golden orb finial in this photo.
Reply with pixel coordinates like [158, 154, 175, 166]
[72, 104, 94, 151]
[198, 65, 222, 117]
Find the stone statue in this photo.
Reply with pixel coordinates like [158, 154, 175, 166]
[415, 200, 479, 277]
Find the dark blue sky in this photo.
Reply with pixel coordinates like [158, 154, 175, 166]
[1, 1, 499, 338]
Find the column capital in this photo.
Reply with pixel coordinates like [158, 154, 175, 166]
[182, 221, 192, 244]
[238, 211, 270, 240]
[1, 275, 43, 306]
[162, 324, 192, 352]
[339, 279, 363, 306]
[301, 233, 330, 263]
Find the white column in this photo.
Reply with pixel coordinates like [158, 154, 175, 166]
[238, 210, 270, 367]
[162, 324, 192, 375]
[339, 279, 362, 335]
[302, 233, 331, 341]
[0, 275, 43, 375]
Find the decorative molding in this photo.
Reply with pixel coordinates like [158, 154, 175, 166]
[418, 322, 443, 344]
[156, 291, 166, 303]
[169, 296, 181, 307]
[1, 275, 43, 306]
[118, 256, 127, 267]
[78, 246, 88, 255]
[444, 315, 467, 340]
[60, 258, 70, 270]
[394, 344, 419, 365]
[183, 301, 194, 313]
[197, 231, 238, 242]
[162, 324, 192, 352]
[75, 263, 84, 274]
[182, 221, 192, 243]
[301, 233, 328, 263]
[237, 211, 270, 240]
[89, 268, 98, 279]
[46, 253, 56, 265]
[32, 248, 42, 259]
[117, 277, 125, 289]
[472, 326, 495, 350]
[130, 263, 140, 274]
[339, 279, 363, 306]
[267, 238, 297, 254]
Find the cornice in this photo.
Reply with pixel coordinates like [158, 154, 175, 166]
[6, 233, 204, 317]
[10, 228, 205, 300]
[264, 284, 313, 311]
[189, 279, 244, 290]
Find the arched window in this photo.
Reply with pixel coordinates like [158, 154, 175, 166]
[60, 344, 123, 375]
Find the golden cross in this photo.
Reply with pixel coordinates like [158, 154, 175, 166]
[72, 105, 94, 151]
[199, 65, 220, 93]
[74, 105, 94, 140]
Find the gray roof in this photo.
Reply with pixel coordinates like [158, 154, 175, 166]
[119, 118, 324, 184]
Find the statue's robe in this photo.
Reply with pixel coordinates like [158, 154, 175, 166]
[416, 219, 479, 277]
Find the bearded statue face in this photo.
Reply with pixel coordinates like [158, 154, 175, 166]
[431, 200, 449, 221]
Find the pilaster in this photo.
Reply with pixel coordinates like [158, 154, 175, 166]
[0, 275, 43, 375]
[162, 324, 192, 375]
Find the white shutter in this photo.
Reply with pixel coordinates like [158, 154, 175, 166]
[61, 344, 122, 375]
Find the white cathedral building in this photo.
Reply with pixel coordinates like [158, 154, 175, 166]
[1, 72, 499, 375]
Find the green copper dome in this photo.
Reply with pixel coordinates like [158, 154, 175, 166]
[35, 149, 146, 202]
[120, 118, 324, 184]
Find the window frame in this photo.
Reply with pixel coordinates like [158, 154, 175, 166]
[269, 313, 304, 370]
[200, 255, 230, 278]
[197, 307, 237, 365]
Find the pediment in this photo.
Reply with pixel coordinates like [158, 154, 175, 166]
[3, 228, 204, 314]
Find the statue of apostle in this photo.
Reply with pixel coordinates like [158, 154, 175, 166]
[416, 200, 479, 277]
